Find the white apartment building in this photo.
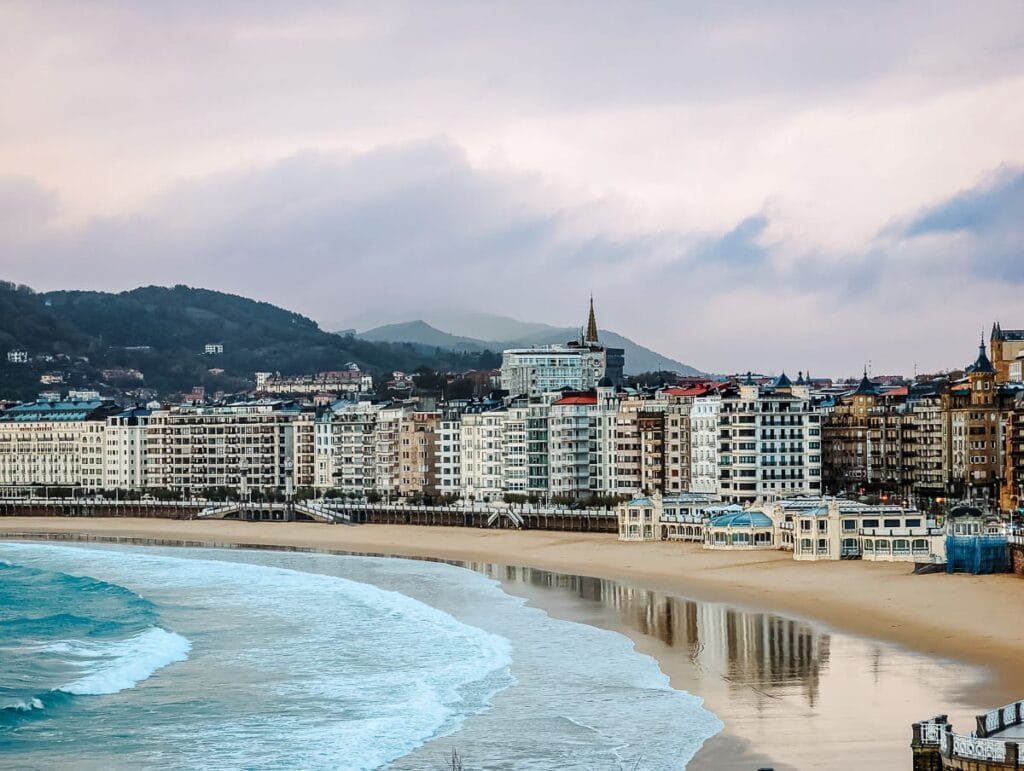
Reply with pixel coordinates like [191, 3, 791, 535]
[500, 345, 609, 397]
[438, 411, 463, 496]
[690, 393, 722, 494]
[718, 375, 822, 504]
[6, 349, 28, 364]
[460, 406, 508, 502]
[315, 401, 382, 494]
[502, 403, 529, 494]
[0, 397, 116, 491]
[104, 408, 152, 490]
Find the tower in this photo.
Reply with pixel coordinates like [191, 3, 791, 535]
[584, 296, 599, 345]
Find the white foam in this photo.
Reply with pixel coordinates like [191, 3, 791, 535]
[57, 627, 192, 696]
[3, 697, 44, 712]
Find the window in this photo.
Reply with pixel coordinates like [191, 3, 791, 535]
[842, 520, 856, 531]
[800, 538, 812, 551]
[817, 538, 828, 552]
[817, 519, 828, 532]
[905, 518, 921, 528]
[863, 539, 874, 552]
[883, 519, 900, 528]
[863, 519, 879, 528]
[800, 520, 812, 531]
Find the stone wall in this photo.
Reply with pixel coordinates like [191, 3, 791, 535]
[1010, 542, 1024, 577]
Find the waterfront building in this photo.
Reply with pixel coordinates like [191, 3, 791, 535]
[6, 349, 28, 364]
[501, 401, 529, 495]
[690, 391, 721, 494]
[703, 509, 778, 550]
[144, 399, 314, 497]
[1002, 392, 1024, 514]
[786, 499, 944, 563]
[616, 490, 724, 541]
[373, 403, 411, 499]
[459, 404, 509, 502]
[548, 392, 599, 500]
[397, 410, 442, 498]
[942, 342, 1015, 504]
[104, 407, 153, 490]
[438, 410, 463, 496]
[318, 400, 382, 495]
[0, 397, 118, 491]
[718, 374, 822, 504]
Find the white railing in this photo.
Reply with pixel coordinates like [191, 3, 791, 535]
[987, 710, 1001, 734]
[952, 734, 1006, 762]
[921, 720, 945, 744]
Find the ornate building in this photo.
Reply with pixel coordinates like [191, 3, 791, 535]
[990, 322, 1024, 383]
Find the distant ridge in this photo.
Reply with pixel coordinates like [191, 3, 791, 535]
[356, 316, 702, 376]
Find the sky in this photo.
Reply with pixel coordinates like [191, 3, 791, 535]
[1, 1, 1022, 377]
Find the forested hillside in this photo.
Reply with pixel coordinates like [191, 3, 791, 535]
[0, 283, 500, 400]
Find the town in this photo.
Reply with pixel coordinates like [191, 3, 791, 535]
[1, 300, 1022, 574]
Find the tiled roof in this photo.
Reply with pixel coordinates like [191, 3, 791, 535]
[552, 395, 598, 406]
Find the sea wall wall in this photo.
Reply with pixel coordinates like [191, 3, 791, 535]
[1010, 541, 1024, 577]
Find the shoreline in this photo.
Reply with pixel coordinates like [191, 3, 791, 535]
[3, 518, 1023, 769]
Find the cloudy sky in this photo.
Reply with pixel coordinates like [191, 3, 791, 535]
[2, 1, 1022, 376]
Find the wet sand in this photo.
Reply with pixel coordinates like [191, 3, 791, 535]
[3, 518, 1022, 769]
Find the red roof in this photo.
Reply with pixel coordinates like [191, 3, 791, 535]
[552, 395, 598, 406]
[882, 386, 909, 397]
[662, 386, 709, 397]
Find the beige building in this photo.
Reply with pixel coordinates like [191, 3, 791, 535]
[145, 399, 314, 496]
[0, 397, 116, 491]
[398, 411, 441, 498]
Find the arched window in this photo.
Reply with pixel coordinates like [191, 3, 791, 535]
[912, 539, 928, 553]
[863, 539, 874, 551]
[800, 538, 812, 551]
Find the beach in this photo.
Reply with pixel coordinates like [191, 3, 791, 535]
[4, 517, 1023, 769]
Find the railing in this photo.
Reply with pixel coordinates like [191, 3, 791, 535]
[951, 734, 1007, 762]
[917, 706, 1022, 763]
[978, 699, 1024, 737]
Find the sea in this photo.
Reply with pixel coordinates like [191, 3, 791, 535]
[0, 541, 722, 770]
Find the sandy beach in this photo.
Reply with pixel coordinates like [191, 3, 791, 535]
[4, 517, 1023, 769]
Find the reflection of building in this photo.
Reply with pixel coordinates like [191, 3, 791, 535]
[496, 566, 830, 706]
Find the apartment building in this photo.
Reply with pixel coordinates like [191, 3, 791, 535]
[690, 391, 722, 494]
[144, 399, 313, 496]
[499, 299, 624, 396]
[104, 407, 153, 490]
[398, 410, 441, 497]
[460, 405, 508, 502]
[438, 410, 463, 496]
[718, 374, 822, 504]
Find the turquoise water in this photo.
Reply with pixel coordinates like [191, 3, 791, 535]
[0, 542, 721, 769]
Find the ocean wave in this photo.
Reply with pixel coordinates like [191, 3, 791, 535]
[57, 627, 192, 696]
[1, 697, 44, 713]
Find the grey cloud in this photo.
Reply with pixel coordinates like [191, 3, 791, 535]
[899, 166, 1024, 282]
[0, 141, 1022, 375]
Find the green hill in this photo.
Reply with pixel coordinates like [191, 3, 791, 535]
[0, 283, 500, 400]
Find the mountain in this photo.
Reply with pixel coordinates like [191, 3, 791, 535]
[359, 321, 487, 352]
[357, 315, 702, 376]
[0, 283, 500, 401]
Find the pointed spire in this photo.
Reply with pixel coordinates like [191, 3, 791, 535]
[584, 295, 599, 344]
[854, 367, 879, 396]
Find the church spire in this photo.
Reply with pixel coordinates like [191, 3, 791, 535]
[584, 295, 599, 344]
